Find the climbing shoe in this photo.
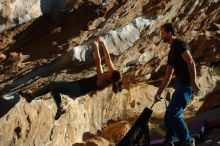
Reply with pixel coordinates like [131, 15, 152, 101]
[54, 107, 66, 120]
[180, 138, 195, 146]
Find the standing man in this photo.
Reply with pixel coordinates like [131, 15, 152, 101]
[155, 23, 200, 146]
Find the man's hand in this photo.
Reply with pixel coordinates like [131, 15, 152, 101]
[92, 39, 98, 47]
[154, 93, 163, 102]
[154, 65, 174, 103]
[191, 81, 201, 96]
[94, 37, 101, 44]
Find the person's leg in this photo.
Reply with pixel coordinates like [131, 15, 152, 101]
[21, 79, 84, 103]
[20, 80, 84, 119]
[47, 80, 81, 108]
[50, 88, 62, 109]
[166, 83, 192, 143]
[32, 83, 51, 97]
[47, 80, 83, 120]
[175, 84, 192, 144]
[50, 88, 66, 120]
[164, 91, 178, 144]
[19, 82, 52, 103]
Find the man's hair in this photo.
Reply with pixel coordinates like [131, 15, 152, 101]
[111, 70, 121, 82]
[112, 81, 123, 93]
[111, 70, 122, 94]
[161, 23, 177, 36]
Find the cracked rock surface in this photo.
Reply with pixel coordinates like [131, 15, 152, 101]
[0, 0, 220, 145]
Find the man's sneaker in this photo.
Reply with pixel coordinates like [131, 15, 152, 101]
[54, 108, 66, 120]
[18, 91, 34, 103]
[180, 138, 195, 146]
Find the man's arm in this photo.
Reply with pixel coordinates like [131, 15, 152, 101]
[98, 39, 115, 72]
[155, 65, 174, 101]
[181, 50, 201, 96]
[93, 41, 103, 76]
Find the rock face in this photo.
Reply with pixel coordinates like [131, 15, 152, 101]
[0, 16, 158, 95]
[0, 0, 219, 146]
[0, 0, 57, 32]
[0, 0, 107, 32]
[0, 85, 157, 145]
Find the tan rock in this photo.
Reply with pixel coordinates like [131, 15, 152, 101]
[101, 121, 131, 143]
[0, 53, 7, 61]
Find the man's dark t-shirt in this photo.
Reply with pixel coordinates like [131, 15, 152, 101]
[168, 38, 191, 83]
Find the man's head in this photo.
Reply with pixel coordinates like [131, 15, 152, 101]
[110, 70, 121, 83]
[160, 23, 176, 43]
[110, 70, 123, 93]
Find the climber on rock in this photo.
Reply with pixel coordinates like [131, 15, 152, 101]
[154, 23, 200, 146]
[19, 38, 122, 120]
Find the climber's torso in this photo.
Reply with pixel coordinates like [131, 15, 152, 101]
[76, 72, 111, 94]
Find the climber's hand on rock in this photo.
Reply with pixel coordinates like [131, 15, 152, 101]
[93, 37, 100, 43]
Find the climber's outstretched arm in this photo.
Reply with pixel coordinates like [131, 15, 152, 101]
[98, 38, 115, 72]
[92, 41, 103, 77]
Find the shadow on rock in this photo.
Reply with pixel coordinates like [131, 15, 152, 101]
[0, 93, 20, 118]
